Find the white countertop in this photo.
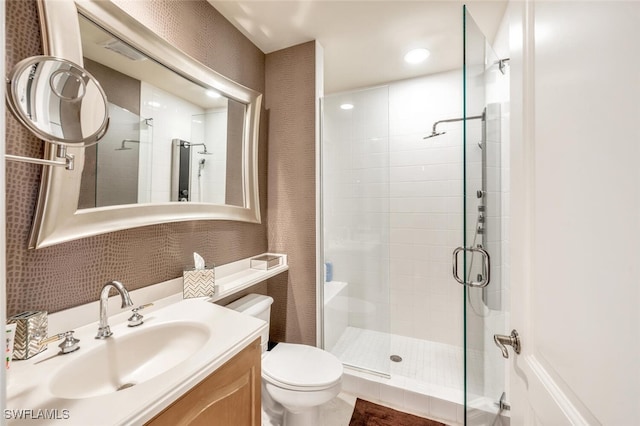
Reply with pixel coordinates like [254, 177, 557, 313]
[5, 253, 288, 425]
[7, 298, 266, 425]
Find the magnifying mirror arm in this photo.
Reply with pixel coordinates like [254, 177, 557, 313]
[5, 145, 75, 170]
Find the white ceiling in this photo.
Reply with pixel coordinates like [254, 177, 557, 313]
[209, 0, 508, 94]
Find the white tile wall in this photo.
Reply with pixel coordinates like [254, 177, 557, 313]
[388, 71, 466, 348]
[323, 22, 511, 411]
[140, 81, 204, 203]
[323, 70, 473, 356]
[190, 109, 227, 203]
[322, 86, 391, 352]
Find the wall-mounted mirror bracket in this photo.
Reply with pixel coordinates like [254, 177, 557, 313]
[5, 145, 75, 170]
[5, 55, 110, 173]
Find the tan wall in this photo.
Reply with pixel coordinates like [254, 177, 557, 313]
[84, 58, 141, 115]
[5, 0, 268, 317]
[265, 42, 318, 345]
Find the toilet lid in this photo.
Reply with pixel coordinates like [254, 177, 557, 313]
[262, 343, 343, 389]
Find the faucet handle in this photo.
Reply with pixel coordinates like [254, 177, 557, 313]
[40, 331, 80, 355]
[128, 303, 154, 327]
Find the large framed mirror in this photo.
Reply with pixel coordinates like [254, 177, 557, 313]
[30, 0, 262, 249]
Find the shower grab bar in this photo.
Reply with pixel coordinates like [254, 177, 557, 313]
[452, 246, 490, 288]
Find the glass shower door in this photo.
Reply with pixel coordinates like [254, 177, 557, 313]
[320, 87, 391, 378]
[462, 5, 510, 425]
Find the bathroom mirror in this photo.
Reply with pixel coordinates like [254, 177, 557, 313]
[6, 55, 109, 147]
[30, 0, 262, 248]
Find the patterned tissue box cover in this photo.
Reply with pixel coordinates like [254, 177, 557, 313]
[7, 311, 47, 360]
[183, 266, 215, 298]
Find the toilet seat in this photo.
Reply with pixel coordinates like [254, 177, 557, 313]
[262, 343, 343, 392]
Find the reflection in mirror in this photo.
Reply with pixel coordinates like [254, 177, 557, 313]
[6, 56, 109, 146]
[169, 98, 246, 205]
[79, 103, 152, 208]
[77, 13, 246, 209]
[29, 0, 262, 248]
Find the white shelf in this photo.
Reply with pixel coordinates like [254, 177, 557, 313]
[210, 253, 289, 302]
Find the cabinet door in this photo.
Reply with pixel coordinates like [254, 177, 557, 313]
[147, 338, 261, 426]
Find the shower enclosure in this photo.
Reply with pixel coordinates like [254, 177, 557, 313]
[320, 6, 509, 424]
[79, 102, 153, 208]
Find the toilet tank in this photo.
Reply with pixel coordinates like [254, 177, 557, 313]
[226, 293, 273, 352]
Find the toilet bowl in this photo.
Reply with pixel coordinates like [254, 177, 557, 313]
[226, 294, 343, 426]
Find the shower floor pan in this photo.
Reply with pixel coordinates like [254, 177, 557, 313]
[331, 327, 507, 426]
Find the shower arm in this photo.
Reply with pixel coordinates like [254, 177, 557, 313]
[180, 141, 205, 148]
[431, 114, 484, 134]
[180, 141, 210, 155]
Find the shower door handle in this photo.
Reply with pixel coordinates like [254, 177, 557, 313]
[452, 246, 490, 288]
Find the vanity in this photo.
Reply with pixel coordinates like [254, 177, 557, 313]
[6, 255, 288, 425]
[146, 338, 260, 425]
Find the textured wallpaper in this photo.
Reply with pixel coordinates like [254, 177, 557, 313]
[265, 42, 318, 346]
[5, 0, 268, 317]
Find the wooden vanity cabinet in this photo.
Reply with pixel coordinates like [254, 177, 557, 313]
[146, 338, 261, 426]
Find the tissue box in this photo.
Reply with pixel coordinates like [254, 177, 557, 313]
[250, 255, 282, 270]
[183, 266, 215, 298]
[7, 311, 47, 360]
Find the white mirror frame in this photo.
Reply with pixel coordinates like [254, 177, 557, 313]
[30, 0, 262, 249]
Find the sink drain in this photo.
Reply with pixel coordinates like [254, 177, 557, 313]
[390, 355, 402, 363]
[117, 383, 136, 391]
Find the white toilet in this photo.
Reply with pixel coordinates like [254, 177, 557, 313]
[226, 293, 343, 426]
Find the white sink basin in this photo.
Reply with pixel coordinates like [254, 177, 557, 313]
[49, 321, 210, 399]
[7, 297, 267, 425]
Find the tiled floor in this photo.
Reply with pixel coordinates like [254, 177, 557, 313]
[319, 327, 511, 425]
[327, 327, 496, 425]
[330, 327, 484, 397]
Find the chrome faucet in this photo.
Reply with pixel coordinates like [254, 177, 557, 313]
[95, 280, 133, 339]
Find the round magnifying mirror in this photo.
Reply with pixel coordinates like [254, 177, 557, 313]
[6, 56, 109, 147]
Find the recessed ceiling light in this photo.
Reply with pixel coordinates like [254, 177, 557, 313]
[404, 48, 430, 64]
[206, 90, 222, 98]
[340, 103, 354, 110]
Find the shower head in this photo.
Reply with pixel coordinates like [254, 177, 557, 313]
[115, 147, 132, 151]
[423, 131, 446, 140]
[198, 144, 213, 155]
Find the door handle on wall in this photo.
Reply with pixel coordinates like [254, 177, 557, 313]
[494, 330, 521, 359]
[452, 246, 490, 288]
